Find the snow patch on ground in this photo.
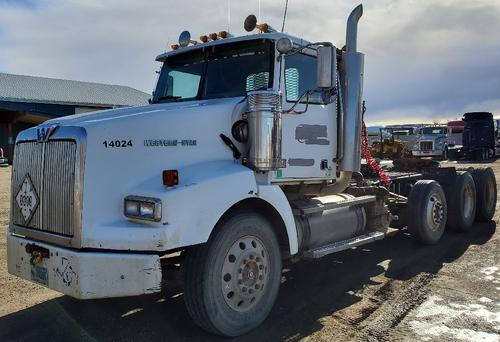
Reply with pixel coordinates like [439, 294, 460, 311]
[481, 266, 500, 284]
[408, 295, 500, 341]
[482, 266, 500, 276]
[409, 321, 499, 342]
[480, 297, 494, 304]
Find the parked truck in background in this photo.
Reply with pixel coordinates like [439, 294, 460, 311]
[412, 125, 451, 159]
[449, 112, 500, 161]
[7, 5, 498, 337]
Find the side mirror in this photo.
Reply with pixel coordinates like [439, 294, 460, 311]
[317, 46, 337, 89]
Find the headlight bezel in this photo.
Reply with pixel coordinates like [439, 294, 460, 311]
[124, 195, 162, 222]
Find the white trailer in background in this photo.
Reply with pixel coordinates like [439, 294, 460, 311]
[7, 5, 497, 337]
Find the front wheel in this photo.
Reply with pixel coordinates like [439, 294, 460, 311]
[183, 211, 282, 337]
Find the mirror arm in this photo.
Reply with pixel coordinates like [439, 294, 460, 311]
[283, 89, 337, 115]
[278, 41, 334, 59]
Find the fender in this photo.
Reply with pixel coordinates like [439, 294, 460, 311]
[256, 184, 298, 255]
[163, 161, 298, 253]
[82, 160, 298, 253]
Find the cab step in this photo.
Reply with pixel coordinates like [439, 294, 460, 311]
[302, 231, 385, 259]
[292, 195, 376, 216]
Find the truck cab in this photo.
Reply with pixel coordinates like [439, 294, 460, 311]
[412, 125, 451, 159]
[7, 5, 497, 337]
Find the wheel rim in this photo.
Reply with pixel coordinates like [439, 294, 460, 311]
[426, 194, 444, 231]
[463, 182, 474, 220]
[221, 236, 269, 312]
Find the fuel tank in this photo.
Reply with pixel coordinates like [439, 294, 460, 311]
[295, 194, 366, 251]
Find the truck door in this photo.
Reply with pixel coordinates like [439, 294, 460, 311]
[273, 51, 337, 182]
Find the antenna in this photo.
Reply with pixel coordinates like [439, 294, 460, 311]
[258, 0, 261, 22]
[281, 0, 289, 32]
[227, 0, 231, 32]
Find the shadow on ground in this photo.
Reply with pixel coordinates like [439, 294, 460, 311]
[0, 221, 496, 342]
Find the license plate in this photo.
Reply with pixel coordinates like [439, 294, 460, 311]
[31, 264, 48, 286]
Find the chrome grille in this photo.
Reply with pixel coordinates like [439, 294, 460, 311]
[420, 141, 433, 151]
[12, 140, 77, 236]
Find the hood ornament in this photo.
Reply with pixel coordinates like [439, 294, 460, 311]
[37, 125, 59, 143]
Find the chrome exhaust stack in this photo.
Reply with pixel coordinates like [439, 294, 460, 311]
[340, 4, 364, 174]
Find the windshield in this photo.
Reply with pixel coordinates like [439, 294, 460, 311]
[420, 127, 446, 135]
[153, 39, 274, 103]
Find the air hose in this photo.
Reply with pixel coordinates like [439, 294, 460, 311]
[361, 117, 392, 186]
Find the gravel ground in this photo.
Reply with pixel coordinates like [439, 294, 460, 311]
[0, 162, 499, 341]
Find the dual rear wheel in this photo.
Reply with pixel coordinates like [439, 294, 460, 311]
[408, 167, 496, 245]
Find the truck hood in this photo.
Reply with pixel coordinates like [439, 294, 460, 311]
[418, 135, 444, 141]
[46, 97, 244, 128]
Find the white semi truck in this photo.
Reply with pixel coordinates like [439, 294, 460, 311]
[7, 5, 498, 337]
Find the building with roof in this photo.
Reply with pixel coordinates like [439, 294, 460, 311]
[0, 72, 150, 163]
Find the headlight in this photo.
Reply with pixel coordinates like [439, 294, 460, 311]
[124, 196, 162, 222]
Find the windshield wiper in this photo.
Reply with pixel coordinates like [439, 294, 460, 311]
[156, 95, 181, 102]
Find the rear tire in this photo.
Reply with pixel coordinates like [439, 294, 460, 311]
[408, 180, 447, 245]
[183, 211, 282, 337]
[471, 167, 497, 222]
[447, 171, 476, 232]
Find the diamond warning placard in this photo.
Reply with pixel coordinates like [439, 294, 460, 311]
[15, 176, 39, 223]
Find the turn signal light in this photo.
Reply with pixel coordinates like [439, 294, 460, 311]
[163, 170, 179, 187]
[171, 44, 179, 50]
[200, 35, 208, 43]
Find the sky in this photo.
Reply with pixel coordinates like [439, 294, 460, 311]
[0, 0, 500, 125]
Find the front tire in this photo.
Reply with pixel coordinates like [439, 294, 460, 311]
[183, 211, 282, 337]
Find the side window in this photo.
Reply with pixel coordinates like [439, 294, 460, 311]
[168, 71, 201, 98]
[284, 53, 322, 104]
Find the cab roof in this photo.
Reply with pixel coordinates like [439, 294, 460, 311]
[155, 32, 311, 62]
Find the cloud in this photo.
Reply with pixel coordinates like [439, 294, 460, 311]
[0, 0, 499, 125]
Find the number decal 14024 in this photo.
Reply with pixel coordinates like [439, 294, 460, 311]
[103, 140, 133, 148]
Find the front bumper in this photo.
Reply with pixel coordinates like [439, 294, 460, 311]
[7, 233, 162, 299]
[412, 150, 443, 157]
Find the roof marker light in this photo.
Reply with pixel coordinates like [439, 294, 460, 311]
[218, 31, 233, 38]
[209, 32, 218, 41]
[171, 44, 179, 50]
[200, 35, 208, 43]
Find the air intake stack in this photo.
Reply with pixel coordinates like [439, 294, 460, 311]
[340, 4, 364, 173]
